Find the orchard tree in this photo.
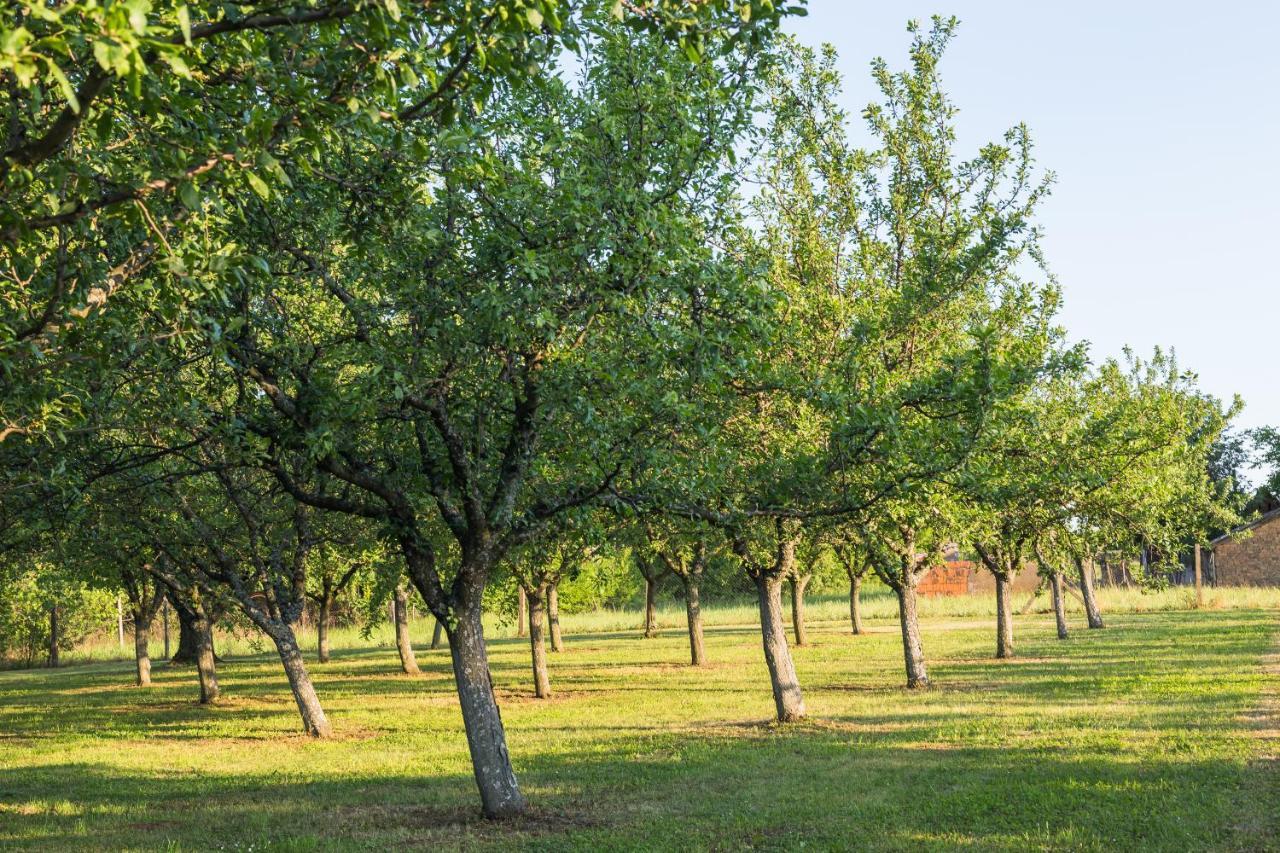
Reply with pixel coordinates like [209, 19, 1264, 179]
[143, 21, 780, 818]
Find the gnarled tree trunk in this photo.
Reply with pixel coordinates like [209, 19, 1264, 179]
[896, 578, 929, 689]
[1050, 571, 1069, 639]
[134, 615, 152, 686]
[1076, 557, 1104, 629]
[848, 574, 864, 635]
[994, 572, 1014, 658]
[548, 582, 564, 653]
[755, 573, 805, 722]
[394, 586, 420, 674]
[266, 624, 330, 737]
[193, 609, 220, 704]
[447, 599, 526, 819]
[527, 586, 551, 698]
[789, 574, 810, 646]
[681, 575, 706, 666]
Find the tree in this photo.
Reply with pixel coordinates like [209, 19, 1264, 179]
[644, 520, 716, 665]
[147, 21, 777, 817]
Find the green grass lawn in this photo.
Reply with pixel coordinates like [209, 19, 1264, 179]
[1, 599, 1277, 851]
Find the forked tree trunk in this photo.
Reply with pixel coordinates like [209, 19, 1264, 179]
[171, 600, 218, 664]
[1050, 571, 1069, 640]
[527, 587, 551, 698]
[848, 574, 864, 635]
[789, 574, 810, 646]
[548, 583, 564, 653]
[133, 612, 152, 686]
[267, 624, 331, 737]
[394, 586, 420, 674]
[193, 611, 220, 704]
[1076, 557, 1104, 629]
[681, 575, 706, 666]
[316, 596, 332, 663]
[994, 572, 1014, 658]
[447, 601, 526, 819]
[431, 619, 445, 650]
[47, 604, 59, 668]
[754, 574, 805, 722]
[896, 579, 929, 689]
[516, 586, 528, 638]
[643, 575, 658, 638]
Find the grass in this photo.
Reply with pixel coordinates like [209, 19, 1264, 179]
[0, 590, 1277, 851]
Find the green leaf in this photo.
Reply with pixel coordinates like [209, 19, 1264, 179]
[45, 62, 79, 112]
[525, 8, 543, 29]
[176, 5, 192, 44]
[244, 171, 271, 200]
[178, 181, 200, 209]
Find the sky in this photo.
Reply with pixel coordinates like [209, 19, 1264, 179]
[783, 2, 1280, 447]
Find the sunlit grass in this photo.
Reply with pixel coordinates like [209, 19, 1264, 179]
[1, 597, 1277, 850]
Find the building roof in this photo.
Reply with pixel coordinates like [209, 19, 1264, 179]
[1210, 507, 1280, 547]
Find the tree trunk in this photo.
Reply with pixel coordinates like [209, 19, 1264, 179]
[394, 586, 420, 674]
[1050, 571, 1069, 640]
[447, 602, 527, 819]
[643, 574, 658, 638]
[527, 587, 551, 698]
[994, 572, 1014, 658]
[193, 611, 220, 704]
[1077, 557, 1104, 629]
[548, 582, 564, 653]
[431, 619, 445, 650]
[789, 574, 810, 646]
[896, 580, 929, 689]
[268, 625, 331, 737]
[754, 574, 805, 722]
[848, 574, 864, 635]
[47, 604, 59, 668]
[134, 614, 152, 686]
[681, 576, 706, 666]
[316, 596, 332, 663]
[171, 600, 218, 664]
[516, 586, 528, 638]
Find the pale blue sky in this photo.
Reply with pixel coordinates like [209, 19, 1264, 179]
[784, 2, 1279, 445]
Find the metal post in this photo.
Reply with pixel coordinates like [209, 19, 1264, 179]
[162, 598, 170, 659]
[117, 594, 125, 650]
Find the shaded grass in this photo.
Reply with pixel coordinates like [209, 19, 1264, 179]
[1, 603, 1277, 851]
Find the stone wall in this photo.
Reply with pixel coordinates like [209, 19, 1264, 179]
[1212, 511, 1280, 587]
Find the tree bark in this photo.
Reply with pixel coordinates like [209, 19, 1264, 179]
[643, 573, 659, 638]
[527, 587, 551, 698]
[848, 574, 864, 635]
[171, 599, 218, 664]
[316, 595, 332, 663]
[994, 572, 1014, 658]
[754, 573, 805, 722]
[516, 586, 528, 638]
[431, 618, 445, 650]
[47, 604, 59, 668]
[896, 579, 929, 688]
[1076, 557, 1104, 629]
[681, 575, 706, 666]
[1050, 571, 1069, 640]
[547, 582, 564, 653]
[789, 574, 810, 646]
[134, 615, 152, 686]
[193, 610, 220, 704]
[394, 586, 420, 674]
[267, 624, 331, 737]
[447, 602, 527, 819]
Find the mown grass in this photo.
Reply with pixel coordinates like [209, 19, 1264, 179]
[1, 593, 1277, 851]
